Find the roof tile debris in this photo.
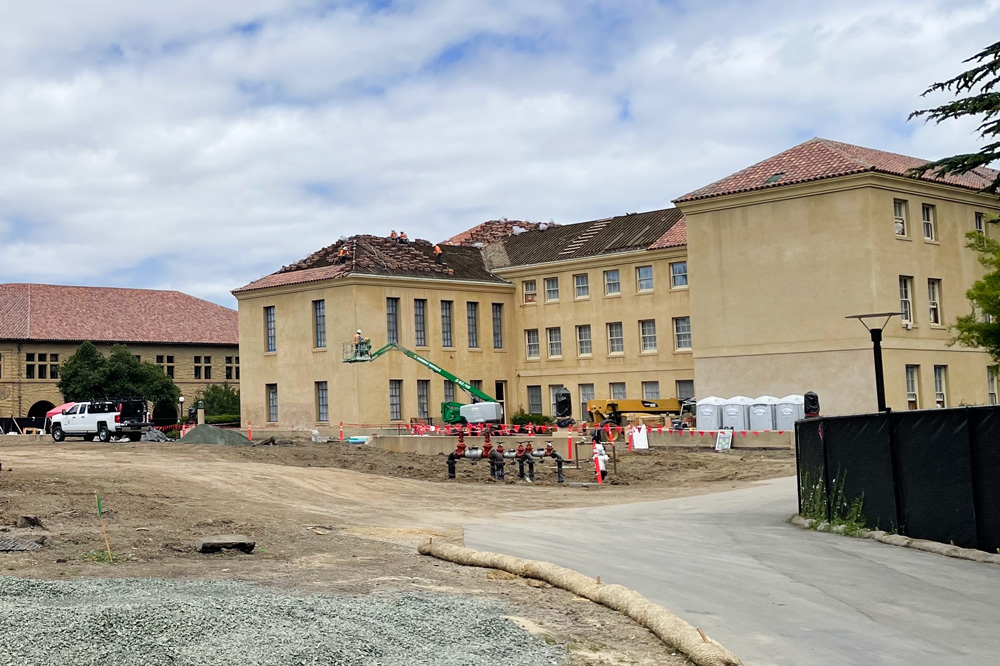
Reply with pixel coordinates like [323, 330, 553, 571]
[674, 137, 1000, 203]
[0, 284, 238, 345]
[234, 235, 507, 294]
[445, 220, 549, 247]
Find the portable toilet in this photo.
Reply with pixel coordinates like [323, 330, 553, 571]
[749, 396, 780, 431]
[775, 395, 805, 431]
[721, 396, 753, 431]
[696, 397, 726, 431]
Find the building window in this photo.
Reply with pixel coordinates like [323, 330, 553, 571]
[467, 302, 479, 348]
[0, 352, 3, 379]
[470, 379, 483, 392]
[642, 381, 660, 400]
[922, 204, 936, 241]
[549, 384, 564, 416]
[417, 380, 430, 420]
[604, 269, 621, 295]
[608, 322, 624, 354]
[25, 362, 35, 379]
[671, 262, 688, 288]
[610, 382, 627, 400]
[389, 380, 402, 420]
[386, 297, 399, 344]
[676, 380, 695, 401]
[580, 384, 595, 421]
[934, 366, 948, 408]
[547, 327, 562, 357]
[976, 211, 985, 235]
[526, 329, 540, 359]
[637, 265, 654, 292]
[414, 299, 427, 347]
[523, 280, 537, 304]
[316, 381, 329, 422]
[266, 384, 278, 422]
[492, 303, 503, 349]
[38, 364, 47, 380]
[577, 325, 592, 355]
[640, 320, 657, 352]
[905, 365, 919, 410]
[673, 317, 692, 350]
[988, 366, 998, 405]
[159, 354, 175, 379]
[527, 386, 543, 415]
[194, 356, 211, 380]
[264, 306, 276, 352]
[574, 274, 589, 298]
[494, 381, 506, 416]
[444, 380, 455, 403]
[544, 277, 560, 301]
[50, 357, 60, 379]
[313, 300, 326, 348]
[894, 200, 908, 236]
[928, 279, 942, 325]
[225, 356, 238, 381]
[899, 276, 913, 323]
[194, 356, 201, 380]
[441, 300, 453, 347]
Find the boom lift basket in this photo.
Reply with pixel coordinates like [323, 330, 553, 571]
[343, 340, 372, 362]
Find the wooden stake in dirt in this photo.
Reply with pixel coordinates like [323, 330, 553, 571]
[95, 492, 113, 563]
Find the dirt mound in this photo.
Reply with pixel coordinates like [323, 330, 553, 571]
[179, 425, 252, 447]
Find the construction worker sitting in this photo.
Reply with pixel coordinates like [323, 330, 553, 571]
[337, 247, 350, 263]
[434, 244, 443, 264]
[398, 231, 408, 244]
[390, 230, 397, 240]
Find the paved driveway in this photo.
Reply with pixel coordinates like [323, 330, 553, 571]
[465, 477, 1000, 666]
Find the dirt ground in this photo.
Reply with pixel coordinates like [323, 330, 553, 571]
[0, 440, 794, 665]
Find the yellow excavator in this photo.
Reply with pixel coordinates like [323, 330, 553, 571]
[587, 398, 687, 439]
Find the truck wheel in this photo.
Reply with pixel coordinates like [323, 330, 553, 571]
[52, 425, 65, 442]
[97, 425, 111, 442]
[599, 419, 623, 442]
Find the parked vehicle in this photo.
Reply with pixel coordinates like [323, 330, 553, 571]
[51, 398, 150, 442]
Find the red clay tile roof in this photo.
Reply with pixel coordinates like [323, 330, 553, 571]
[648, 216, 686, 249]
[0, 283, 238, 345]
[445, 220, 549, 246]
[233, 235, 508, 294]
[674, 137, 1000, 203]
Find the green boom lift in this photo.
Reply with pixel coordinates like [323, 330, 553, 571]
[343, 339, 499, 424]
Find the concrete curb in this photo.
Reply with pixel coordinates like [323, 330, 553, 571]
[789, 515, 1000, 565]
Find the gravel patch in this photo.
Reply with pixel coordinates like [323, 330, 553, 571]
[0, 577, 563, 666]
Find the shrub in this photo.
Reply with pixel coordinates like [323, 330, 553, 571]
[206, 414, 240, 425]
[510, 407, 555, 426]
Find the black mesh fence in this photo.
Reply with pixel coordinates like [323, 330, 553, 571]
[796, 406, 1000, 553]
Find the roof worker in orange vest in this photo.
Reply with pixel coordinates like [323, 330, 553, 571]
[337, 246, 350, 264]
[390, 230, 397, 240]
[399, 231, 408, 244]
[434, 244, 443, 264]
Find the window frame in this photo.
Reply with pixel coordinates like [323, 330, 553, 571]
[642, 381, 660, 400]
[607, 322, 624, 354]
[905, 365, 919, 410]
[443, 380, 455, 403]
[636, 265, 654, 292]
[894, 199, 908, 236]
[544, 277, 560, 302]
[639, 319, 657, 352]
[610, 382, 627, 400]
[975, 211, 985, 235]
[525, 329, 540, 359]
[491, 303, 503, 349]
[989, 366, 998, 406]
[673, 317, 692, 350]
[547, 327, 562, 358]
[313, 299, 326, 348]
[670, 261, 688, 288]
[574, 274, 590, 299]
[264, 305, 276, 352]
[522, 280, 537, 304]
[576, 324, 593, 356]
[266, 384, 278, 423]
[922, 204, 936, 241]
[389, 379, 402, 421]
[527, 385, 543, 415]
[417, 379, 430, 420]
[933, 365, 947, 408]
[441, 300, 453, 347]
[676, 379, 695, 401]
[414, 299, 427, 347]
[466, 301, 479, 348]
[386, 297, 400, 344]
[899, 276, 913, 324]
[927, 279, 942, 325]
[604, 269, 621, 296]
[579, 383, 595, 421]
[316, 381, 329, 422]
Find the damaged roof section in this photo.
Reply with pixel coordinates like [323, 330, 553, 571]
[233, 235, 508, 294]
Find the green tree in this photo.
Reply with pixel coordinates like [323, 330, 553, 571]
[57, 343, 180, 405]
[56, 341, 108, 401]
[198, 382, 241, 416]
[952, 218, 1000, 359]
[908, 40, 1000, 193]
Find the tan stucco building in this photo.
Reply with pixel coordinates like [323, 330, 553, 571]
[0, 284, 239, 422]
[234, 138, 999, 426]
[674, 138, 1000, 415]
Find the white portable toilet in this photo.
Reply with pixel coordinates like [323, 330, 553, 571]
[721, 396, 753, 431]
[696, 397, 726, 431]
[749, 396, 780, 431]
[775, 395, 805, 431]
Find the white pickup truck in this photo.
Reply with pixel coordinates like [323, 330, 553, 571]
[51, 401, 123, 442]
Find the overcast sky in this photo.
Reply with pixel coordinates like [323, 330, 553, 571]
[2, 0, 997, 307]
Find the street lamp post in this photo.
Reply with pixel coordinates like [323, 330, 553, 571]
[846, 312, 902, 413]
[178, 395, 185, 424]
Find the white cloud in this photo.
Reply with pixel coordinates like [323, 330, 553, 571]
[0, 0, 997, 305]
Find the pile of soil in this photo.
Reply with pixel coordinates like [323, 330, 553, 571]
[179, 425, 252, 446]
